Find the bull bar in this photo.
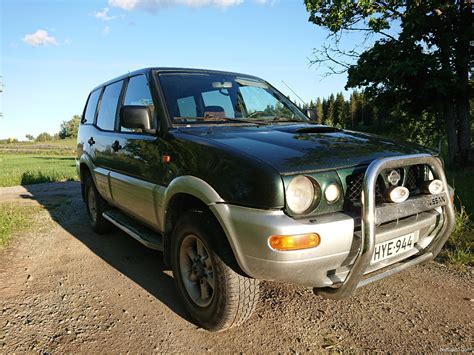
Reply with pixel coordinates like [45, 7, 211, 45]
[314, 154, 456, 299]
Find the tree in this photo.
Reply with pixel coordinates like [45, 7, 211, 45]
[326, 94, 335, 126]
[35, 132, 53, 142]
[25, 134, 35, 141]
[305, 0, 472, 164]
[315, 97, 324, 123]
[59, 115, 81, 139]
[333, 92, 346, 128]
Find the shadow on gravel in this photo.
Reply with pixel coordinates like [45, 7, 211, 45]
[22, 181, 190, 324]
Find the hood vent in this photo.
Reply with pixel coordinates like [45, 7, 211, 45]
[296, 126, 341, 134]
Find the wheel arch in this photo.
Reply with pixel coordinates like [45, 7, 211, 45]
[161, 176, 245, 276]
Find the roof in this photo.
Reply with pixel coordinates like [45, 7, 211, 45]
[90, 67, 262, 92]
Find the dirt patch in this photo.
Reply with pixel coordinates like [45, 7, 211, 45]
[0, 182, 472, 352]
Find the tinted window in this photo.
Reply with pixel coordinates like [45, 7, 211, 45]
[83, 89, 101, 124]
[122, 75, 155, 132]
[96, 80, 123, 131]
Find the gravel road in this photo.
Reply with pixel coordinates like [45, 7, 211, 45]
[1, 182, 472, 352]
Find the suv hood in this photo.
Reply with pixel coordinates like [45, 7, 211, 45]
[180, 124, 434, 174]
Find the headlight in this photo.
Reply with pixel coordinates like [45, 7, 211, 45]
[325, 183, 341, 203]
[286, 175, 319, 214]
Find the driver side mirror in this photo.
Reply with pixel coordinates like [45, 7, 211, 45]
[120, 105, 156, 134]
[306, 109, 317, 121]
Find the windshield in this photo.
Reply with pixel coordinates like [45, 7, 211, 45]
[158, 72, 308, 124]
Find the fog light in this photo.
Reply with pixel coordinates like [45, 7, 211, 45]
[325, 183, 341, 203]
[423, 179, 444, 194]
[386, 186, 409, 203]
[269, 233, 320, 251]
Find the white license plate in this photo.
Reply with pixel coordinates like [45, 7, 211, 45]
[371, 232, 417, 264]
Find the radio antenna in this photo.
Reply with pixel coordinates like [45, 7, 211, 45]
[281, 80, 307, 108]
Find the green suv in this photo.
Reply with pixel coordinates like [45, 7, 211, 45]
[77, 67, 455, 331]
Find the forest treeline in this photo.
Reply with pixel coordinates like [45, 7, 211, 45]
[299, 90, 473, 156]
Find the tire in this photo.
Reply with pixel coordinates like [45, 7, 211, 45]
[83, 176, 111, 234]
[171, 211, 259, 332]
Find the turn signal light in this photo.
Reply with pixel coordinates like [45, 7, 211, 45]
[269, 233, 320, 251]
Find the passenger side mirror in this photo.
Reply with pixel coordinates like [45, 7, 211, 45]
[306, 109, 317, 121]
[120, 105, 155, 134]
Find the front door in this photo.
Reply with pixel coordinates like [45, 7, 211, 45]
[108, 74, 163, 229]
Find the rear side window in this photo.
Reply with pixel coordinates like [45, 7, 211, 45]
[82, 89, 101, 124]
[96, 80, 123, 131]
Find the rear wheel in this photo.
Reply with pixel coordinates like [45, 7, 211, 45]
[84, 176, 111, 234]
[171, 211, 259, 332]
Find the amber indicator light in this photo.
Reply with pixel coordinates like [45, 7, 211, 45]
[162, 155, 171, 163]
[269, 233, 320, 251]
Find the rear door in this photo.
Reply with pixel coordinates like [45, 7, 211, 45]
[108, 74, 162, 228]
[92, 79, 125, 201]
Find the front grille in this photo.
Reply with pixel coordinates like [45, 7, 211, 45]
[345, 164, 427, 208]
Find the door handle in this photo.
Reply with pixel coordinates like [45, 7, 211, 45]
[88, 137, 95, 146]
[111, 140, 122, 152]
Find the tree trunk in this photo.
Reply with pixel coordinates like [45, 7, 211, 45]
[444, 101, 458, 164]
[454, 0, 472, 163]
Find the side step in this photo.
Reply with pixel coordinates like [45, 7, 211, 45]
[103, 210, 164, 251]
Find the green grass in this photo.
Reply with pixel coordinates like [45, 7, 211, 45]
[441, 168, 474, 266]
[0, 154, 78, 187]
[0, 203, 41, 247]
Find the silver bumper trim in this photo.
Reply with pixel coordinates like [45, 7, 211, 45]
[314, 154, 455, 299]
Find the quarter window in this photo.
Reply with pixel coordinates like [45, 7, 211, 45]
[82, 89, 101, 124]
[96, 80, 123, 131]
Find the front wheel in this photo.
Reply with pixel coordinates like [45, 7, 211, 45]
[171, 212, 259, 331]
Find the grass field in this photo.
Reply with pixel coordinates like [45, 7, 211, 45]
[0, 154, 78, 187]
[0, 138, 78, 187]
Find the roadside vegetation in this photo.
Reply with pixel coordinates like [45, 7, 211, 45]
[0, 203, 42, 247]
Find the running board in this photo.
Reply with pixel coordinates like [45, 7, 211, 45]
[103, 210, 164, 251]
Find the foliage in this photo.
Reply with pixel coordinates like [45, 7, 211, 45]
[59, 115, 81, 139]
[25, 134, 35, 141]
[35, 132, 53, 142]
[439, 203, 473, 266]
[305, 0, 472, 165]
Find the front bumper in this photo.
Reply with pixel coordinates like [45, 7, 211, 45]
[211, 154, 455, 298]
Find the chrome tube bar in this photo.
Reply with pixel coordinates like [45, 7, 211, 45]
[314, 154, 455, 299]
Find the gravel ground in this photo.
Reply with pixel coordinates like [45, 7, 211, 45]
[0, 182, 473, 352]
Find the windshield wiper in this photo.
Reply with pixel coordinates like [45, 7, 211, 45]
[221, 117, 271, 125]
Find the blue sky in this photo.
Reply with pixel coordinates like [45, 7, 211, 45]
[1, 0, 357, 140]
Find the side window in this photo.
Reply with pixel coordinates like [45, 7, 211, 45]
[121, 75, 155, 132]
[177, 96, 197, 117]
[96, 80, 123, 131]
[82, 89, 101, 124]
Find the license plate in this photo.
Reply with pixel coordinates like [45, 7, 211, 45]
[371, 232, 416, 264]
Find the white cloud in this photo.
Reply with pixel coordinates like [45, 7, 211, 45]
[109, 0, 244, 11]
[102, 26, 111, 36]
[22, 29, 58, 47]
[95, 7, 116, 21]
